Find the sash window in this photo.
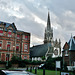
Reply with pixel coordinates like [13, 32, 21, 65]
[8, 29, 12, 37]
[0, 27, 3, 36]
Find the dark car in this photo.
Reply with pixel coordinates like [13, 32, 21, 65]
[1, 70, 30, 75]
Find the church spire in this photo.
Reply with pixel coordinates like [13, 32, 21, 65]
[47, 11, 51, 31]
[44, 11, 53, 44]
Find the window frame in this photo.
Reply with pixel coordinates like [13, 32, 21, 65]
[25, 35, 29, 40]
[0, 27, 3, 36]
[0, 41, 2, 49]
[17, 34, 20, 39]
[16, 44, 19, 52]
[24, 56, 27, 59]
[7, 42, 11, 50]
[65, 50, 68, 56]
[8, 29, 12, 37]
[24, 44, 28, 52]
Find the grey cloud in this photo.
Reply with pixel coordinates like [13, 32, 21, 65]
[0, 0, 75, 47]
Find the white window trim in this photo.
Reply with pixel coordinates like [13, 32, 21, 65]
[6, 41, 11, 50]
[24, 44, 28, 52]
[16, 43, 20, 52]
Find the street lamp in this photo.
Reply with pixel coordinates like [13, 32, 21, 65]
[13, 46, 15, 56]
[6, 47, 9, 69]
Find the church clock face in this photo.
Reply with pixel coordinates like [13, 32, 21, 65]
[54, 49, 58, 55]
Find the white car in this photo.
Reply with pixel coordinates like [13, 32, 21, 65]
[1, 70, 30, 75]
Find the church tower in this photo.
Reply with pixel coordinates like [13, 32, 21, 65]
[44, 12, 53, 44]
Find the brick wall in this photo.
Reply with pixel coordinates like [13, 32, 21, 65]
[0, 22, 30, 61]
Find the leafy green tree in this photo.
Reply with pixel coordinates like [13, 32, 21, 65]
[44, 56, 63, 70]
[41, 56, 45, 60]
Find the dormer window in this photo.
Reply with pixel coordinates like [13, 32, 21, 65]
[0, 27, 3, 36]
[8, 29, 12, 37]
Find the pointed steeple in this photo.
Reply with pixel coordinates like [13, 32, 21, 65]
[44, 11, 53, 44]
[47, 11, 51, 31]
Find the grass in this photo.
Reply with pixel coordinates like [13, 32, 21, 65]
[29, 69, 60, 75]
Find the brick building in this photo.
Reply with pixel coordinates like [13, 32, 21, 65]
[0, 21, 30, 61]
[62, 36, 75, 68]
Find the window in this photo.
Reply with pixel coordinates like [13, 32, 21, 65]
[0, 41, 2, 49]
[25, 35, 29, 40]
[7, 42, 11, 50]
[0, 27, 3, 36]
[54, 49, 58, 55]
[8, 29, 12, 37]
[16, 44, 19, 52]
[24, 56, 27, 59]
[65, 50, 68, 56]
[6, 54, 10, 61]
[24, 44, 28, 51]
[17, 34, 20, 39]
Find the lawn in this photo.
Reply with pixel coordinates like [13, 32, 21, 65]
[29, 69, 60, 75]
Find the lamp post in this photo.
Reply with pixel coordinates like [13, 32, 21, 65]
[13, 46, 15, 56]
[6, 47, 9, 69]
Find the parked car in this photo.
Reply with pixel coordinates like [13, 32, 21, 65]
[1, 70, 30, 75]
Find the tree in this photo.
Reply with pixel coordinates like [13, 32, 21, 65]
[44, 56, 63, 70]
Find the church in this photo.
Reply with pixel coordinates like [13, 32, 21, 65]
[30, 12, 61, 61]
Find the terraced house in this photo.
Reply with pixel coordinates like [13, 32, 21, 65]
[0, 21, 30, 61]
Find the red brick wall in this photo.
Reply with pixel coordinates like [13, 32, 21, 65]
[0, 23, 30, 61]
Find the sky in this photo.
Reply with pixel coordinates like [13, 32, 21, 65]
[0, 0, 75, 48]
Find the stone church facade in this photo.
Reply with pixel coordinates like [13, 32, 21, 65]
[30, 12, 61, 61]
[44, 12, 61, 58]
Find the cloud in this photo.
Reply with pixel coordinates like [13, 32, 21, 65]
[0, 0, 75, 48]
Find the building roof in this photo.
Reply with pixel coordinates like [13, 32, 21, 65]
[0, 21, 17, 33]
[30, 43, 51, 57]
[17, 30, 30, 34]
[68, 36, 75, 50]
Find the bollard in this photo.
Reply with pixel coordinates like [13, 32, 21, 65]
[30, 67, 32, 72]
[35, 67, 37, 74]
[43, 67, 45, 75]
[26, 66, 28, 71]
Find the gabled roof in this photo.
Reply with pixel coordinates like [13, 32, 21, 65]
[30, 43, 51, 57]
[0, 21, 17, 33]
[63, 42, 69, 50]
[68, 36, 75, 50]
